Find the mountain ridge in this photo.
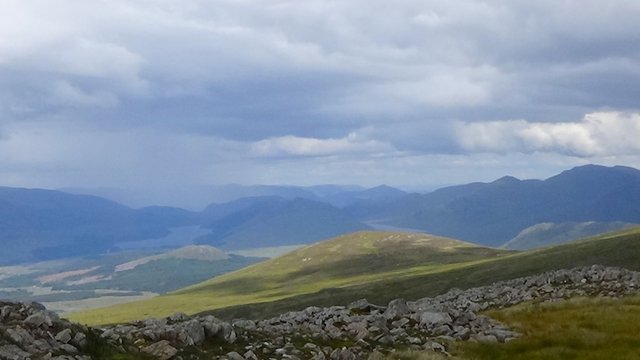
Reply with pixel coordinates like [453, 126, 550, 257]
[352, 164, 640, 246]
[3, 164, 640, 264]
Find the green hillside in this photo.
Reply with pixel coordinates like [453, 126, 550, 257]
[455, 295, 640, 360]
[502, 221, 638, 250]
[69, 231, 510, 324]
[70, 227, 640, 325]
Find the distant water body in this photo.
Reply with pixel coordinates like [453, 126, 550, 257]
[115, 226, 210, 250]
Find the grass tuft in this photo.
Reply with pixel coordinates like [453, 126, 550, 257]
[456, 295, 640, 360]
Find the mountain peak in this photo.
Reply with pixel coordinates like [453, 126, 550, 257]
[492, 175, 520, 184]
[365, 184, 402, 193]
[550, 164, 640, 182]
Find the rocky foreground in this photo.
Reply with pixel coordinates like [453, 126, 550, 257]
[2, 265, 639, 360]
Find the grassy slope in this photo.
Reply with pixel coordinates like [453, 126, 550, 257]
[456, 295, 640, 360]
[376, 295, 640, 360]
[70, 227, 640, 325]
[69, 231, 510, 324]
[502, 221, 638, 250]
[201, 226, 640, 321]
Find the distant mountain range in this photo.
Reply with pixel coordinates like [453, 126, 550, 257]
[348, 165, 640, 246]
[0, 187, 196, 264]
[63, 184, 367, 210]
[197, 197, 370, 250]
[0, 188, 377, 264]
[2, 164, 640, 264]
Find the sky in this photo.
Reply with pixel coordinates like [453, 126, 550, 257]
[1, 0, 640, 206]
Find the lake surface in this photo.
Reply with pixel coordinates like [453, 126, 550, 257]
[115, 226, 211, 250]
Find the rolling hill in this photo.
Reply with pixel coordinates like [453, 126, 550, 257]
[69, 226, 640, 325]
[68, 231, 512, 324]
[502, 221, 638, 250]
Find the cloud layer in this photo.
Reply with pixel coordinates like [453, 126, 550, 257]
[0, 0, 639, 204]
[456, 112, 640, 157]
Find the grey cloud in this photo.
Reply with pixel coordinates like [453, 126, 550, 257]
[0, 0, 640, 197]
[3, 2, 639, 126]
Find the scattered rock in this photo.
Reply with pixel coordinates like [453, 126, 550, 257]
[0, 344, 32, 360]
[226, 351, 245, 360]
[55, 329, 73, 344]
[243, 350, 258, 360]
[24, 311, 55, 328]
[72, 332, 88, 349]
[57, 343, 79, 354]
[419, 312, 453, 330]
[141, 340, 178, 360]
[383, 298, 409, 319]
[348, 298, 372, 313]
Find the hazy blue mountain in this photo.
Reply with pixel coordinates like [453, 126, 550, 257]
[0, 186, 369, 264]
[321, 185, 408, 207]
[351, 165, 640, 246]
[196, 197, 371, 250]
[304, 185, 366, 197]
[6, 164, 640, 264]
[200, 184, 319, 204]
[135, 206, 198, 226]
[61, 184, 320, 210]
[200, 196, 284, 222]
[63, 184, 370, 210]
[502, 221, 638, 250]
[0, 187, 197, 264]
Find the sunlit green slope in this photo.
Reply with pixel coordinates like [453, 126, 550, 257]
[70, 227, 640, 325]
[69, 231, 509, 324]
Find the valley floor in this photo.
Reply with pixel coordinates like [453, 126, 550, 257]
[42, 291, 158, 316]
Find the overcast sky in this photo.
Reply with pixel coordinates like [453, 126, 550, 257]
[1, 0, 640, 204]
